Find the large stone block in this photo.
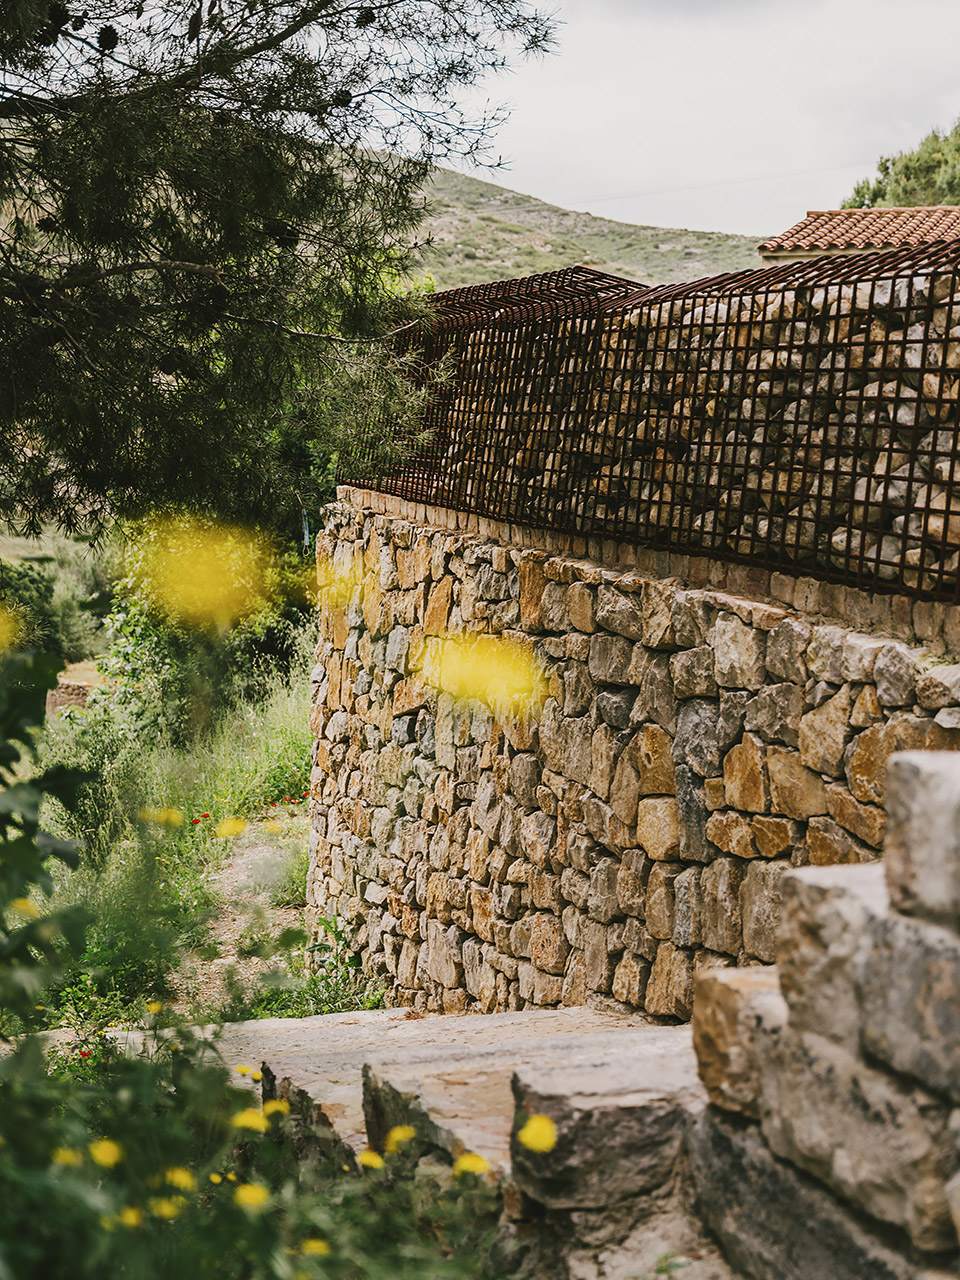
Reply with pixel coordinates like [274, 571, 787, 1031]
[743, 682, 803, 748]
[645, 940, 695, 1018]
[701, 857, 745, 957]
[596, 585, 645, 640]
[635, 796, 679, 860]
[759, 1025, 958, 1252]
[670, 646, 718, 699]
[646, 862, 682, 940]
[843, 713, 960, 807]
[692, 966, 786, 1117]
[688, 1110, 923, 1280]
[798, 684, 853, 777]
[723, 733, 770, 814]
[635, 722, 676, 795]
[767, 747, 828, 819]
[714, 613, 766, 690]
[741, 859, 788, 962]
[673, 698, 722, 776]
[885, 751, 960, 932]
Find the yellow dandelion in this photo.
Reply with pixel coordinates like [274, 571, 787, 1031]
[149, 1197, 182, 1220]
[418, 634, 547, 716]
[88, 1139, 123, 1168]
[517, 1114, 557, 1153]
[10, 898, 39, 921]
[145, 1000, 164, 1015]
[357, 1149, 385, 1170]
[226, 1172, 237, 1182]
[209, 1172, 223, 1184]
[0, 603, 23, 654]
[52, 1147, 84, 1167]
[384, 1124, 416, 1154]
[263, 1099, 290, 1118]
[231, 1108, 268, 1133]
[301, 1238, 331, 1256]
[250, 1070, 262, 1082]
[453, 1152, 489, 1177]
[164, 1167, 196, 1191]
[119, 1207, 143, 1229]
[235, 1064, 252, 1076]
[215, 816, 247, 839]
[133, 515, 272, 631]
[233, 1182, 270, 1211]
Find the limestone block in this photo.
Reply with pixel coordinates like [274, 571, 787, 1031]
[713, 613, 766, 690]
[472, 771, 502, 840]
[587, 633, 633, 685]
[743, 682, 803, 748]
[646, 863, 682, 940]
[723, 733, 769, 813]
[426, 919, 463, 988]
[689, 1109, 931, 1280]
[589, 723, 622, 801]
[587, 857, 621, 924]
[561, 948, 587, 1004]
[616, 848, 646, 917]
[807, 624, 845, 682]
[673, 864, 703, 948]
[423, 576, 452, 635]
[671, 590, 712, 648]
[540, 581, 569, 632]
[851, 683, 883, 727]
[858, 904, 960, 1104]
[751, 814, 802, 858]
[841, 632, 886, 682]
[645, 941, 695, 1018]
[717, 689, 751, 755]
[676, 765, 716, 863]
[596, 585, 645, 640]
[596, 687, 634, 730]
[519, 810, 556, 870]
[582, 919, 614, 993]
[825, 783, 885, 849]
[759, 1025, 958, 1251]
[529, 913, 569, 975]
[609, 750, 640, 826]
[844, 713, 960, 806]
[562, 661, 594, 717]
[673, 698, 722, 777]
[741, 859, 788, 962]
[531, 968, 563, 1006]
[611, 951, 649, 1005]
[701, 858, 745, 956]
[635, 796, 680, 860]
[508, 753, 541, 809]
[777, 862, 888, 1051]
[567, 581, 596, 633]
[807, 815, 873, 866]
[629, 650, 677, 735]
[563, 714, 595, 788]
[641, 579, 679, 650]
[669, 646, 718, 699]
[518, 558, 547, 633]
[766, 616, 811, 684]
[874, 642, 920, 707]
[692, 966, 786, 1116]
[918, 663, 960, 710]
[767, 747, 828, 818]
[798, 684, 853, 777]
[706, 810, 757, 860]
[885, 751, 960, 930]
[580, 794, 633, 854]
[635, 723, 676, 795]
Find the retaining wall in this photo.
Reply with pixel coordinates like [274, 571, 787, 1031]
[307, 487, 960, 1018]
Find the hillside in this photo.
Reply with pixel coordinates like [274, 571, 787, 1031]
[412, 167, 766, 291]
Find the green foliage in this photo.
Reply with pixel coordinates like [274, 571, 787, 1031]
[0, 558, 59, 656]
[0, 0, 553, 543]
[271, 844, 310, 909]
[844, 120, 960, 208]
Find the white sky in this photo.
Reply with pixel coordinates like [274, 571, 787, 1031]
[454, 0, 960, 237]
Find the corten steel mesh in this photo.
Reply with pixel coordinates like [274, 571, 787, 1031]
[339, 249, 960, 602]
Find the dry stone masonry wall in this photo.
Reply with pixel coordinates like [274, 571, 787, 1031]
[690, 750, 960, 1278]
[307, 492, 960, 1019]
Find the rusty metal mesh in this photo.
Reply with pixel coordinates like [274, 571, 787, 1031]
[338, 250, 960, 601]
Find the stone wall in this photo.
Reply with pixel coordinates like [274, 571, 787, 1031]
[307, 488, 960, 1019]
[689, 750, 960, 1277]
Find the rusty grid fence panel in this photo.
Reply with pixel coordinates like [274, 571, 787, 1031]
[338, 250, 960, 602]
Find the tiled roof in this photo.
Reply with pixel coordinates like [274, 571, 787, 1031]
[758, 207, 960, 253]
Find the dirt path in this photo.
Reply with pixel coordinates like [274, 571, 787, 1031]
[173, 809, 309, 1018]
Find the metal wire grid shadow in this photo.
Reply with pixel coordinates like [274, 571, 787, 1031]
[338, 251, 960, 603]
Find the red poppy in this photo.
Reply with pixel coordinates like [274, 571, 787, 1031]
[191, 818, 200, 824]
[78, 1049, 91, 1059]
[201, 813, 210, 818]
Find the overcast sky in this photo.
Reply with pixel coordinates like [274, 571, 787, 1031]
[454, 0, 960, 237]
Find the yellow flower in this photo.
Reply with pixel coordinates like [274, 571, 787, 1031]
[226, 1172, 237, 1182]
[517, 1114, 557, 1153]
[138, 808, 183, 826]
[233, 1182, 270, 1211]
[263, 1099, 290, 1118]
[235, 1064, 252, 1076]
[250, 1070, 262, 1082]
[209, 1173, 223, 1184]
[302, 1238, 331, 1256]
[52, 1147, 83, 1167]
[164, 1166, 196, 1191]
[215, 816, 247, 839]
[263, 820, 283, 834]
[119, 1207, 143, 1229]
[99, 1215, 116, 1232]
[357, 1149, 385, 1170]
[453, 1152, 489, 1177]
[88, 1139, 123, 1168]
[10, 898, 39, 921]
[133, 515, 272, 631]
[231, 1108, 268, 1133]
[0, 603, 23, 654]
[145, 1000, 164, 1015]
[385, 1124, 416, 1154]
[418, 634, 548, 716]
[149, 1197, 183, 1220]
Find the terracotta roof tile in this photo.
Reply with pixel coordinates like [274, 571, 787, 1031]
[759, 207, 960, 253]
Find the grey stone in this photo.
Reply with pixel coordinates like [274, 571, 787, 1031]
[701, 858, 745, 957]
[744, 683, 804, 748]
[692, 966, 786, 1118]
[807, 625, 845, 683]
[671, 590, 712, 648]
[885, 751, 960, 930]
[717, 689, 752, 756]
[798, 684, 853, 777]
[563, 661, 594, 717]
[673, 698, 722, 777]
[688, 1110, 923, 1280]
[670, 646, 718, 699]
[766, 617, 812, 683]
[646, 863, 682, 940]
[596, 586, 645, 640]
[596, 687, 635, 729]
[616, 848, 647, 916]
[609, 750, 640, 827]
[471, 771, 502, 840]
[713, 613, 766, 690]
[508, 753, 541, 809]
[874, 642, 920, 707]
[641, 580, 680, 650]
[936, 707, 960, 730]
[582, 918, 614, 993]
[628, 650, 677, 735]
[673, 865, 703, 948]
[589, 722, 622, 802]
[564, 715, 595, 787]
[426, 919, 463, 987]
[841, 632, 886, 682]
[541, 581, 569, 631]
[741, 859, 788, 963]
[385, 625, 410, 672]
[676, 765, 717, 864]
[519, 810, 557, 870]
[587, 857, 621, 924]
[918, 663, 960, 709]
[588, 633, 634, 685]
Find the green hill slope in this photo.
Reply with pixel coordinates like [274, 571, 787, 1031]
[413, 167, 766, 290]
